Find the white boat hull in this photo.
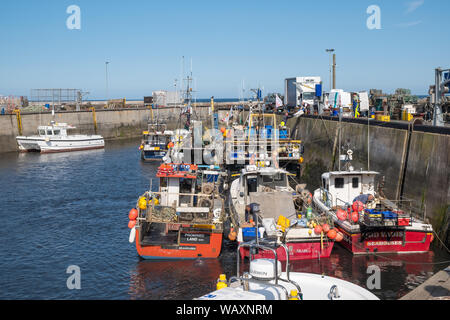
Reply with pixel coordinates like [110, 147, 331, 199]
[16, 136, 104, 153]
[198, 272, 379, 300]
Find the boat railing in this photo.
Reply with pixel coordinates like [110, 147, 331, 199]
[318, 188, 334, 208]
[234, 240, 303, 299]
[378, 198, 421, 221]
[335, 197, 351, 208]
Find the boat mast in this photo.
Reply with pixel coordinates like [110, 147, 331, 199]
[367, 113, 370, 171]
[338, 103, 342, 172]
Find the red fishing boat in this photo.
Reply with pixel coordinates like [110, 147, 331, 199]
[313, 150, 434, 255]
[128, 163, 225, 259]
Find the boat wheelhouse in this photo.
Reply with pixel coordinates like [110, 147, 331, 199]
[16, 122, 104, 153]
[229, 164, 335, 261]
[313, 153, 433, 255]
[140, 123, 173, 161]
[130, 163, 225, 259]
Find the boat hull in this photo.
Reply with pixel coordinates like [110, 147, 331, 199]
[135, 228, 223, 259]
[16, 137, 104, 153]
[239, 240, 334, 261]
[313, 190, 433, 255]
[141, 150, 167, 161]
[335, 224, 432, 255]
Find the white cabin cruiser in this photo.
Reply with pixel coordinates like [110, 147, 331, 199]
[16, 122, 104, 153]
[197, 240, 379, 300]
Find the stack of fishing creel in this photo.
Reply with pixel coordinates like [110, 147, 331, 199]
[152, 206, 177, 222]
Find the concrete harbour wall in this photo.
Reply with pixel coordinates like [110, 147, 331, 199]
[288, 116, 450, 224]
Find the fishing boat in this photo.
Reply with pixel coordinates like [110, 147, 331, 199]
[196, 240, 379, 300]
[16, 121, 104, 153]
[128, 163, 226, 259]
[228, 164, 336, 261]
[139, 123, 173, 161]
[313, 149, 434, 255]
[224, 112, 304, 171]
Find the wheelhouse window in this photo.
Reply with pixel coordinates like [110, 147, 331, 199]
[39, 130, 45, 135]
[352, 177, 359, 188]
[334, 178, 344, 189]
[53, 130, 60, 135]
[47, 130, 52, 135]
[247, 176, 258, 194]
[261, 173, 287, 189]
[159, 177, 167, 188]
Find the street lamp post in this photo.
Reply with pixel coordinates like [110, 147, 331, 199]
[326, 49, 335, 92]
[105, 61, 110, 105]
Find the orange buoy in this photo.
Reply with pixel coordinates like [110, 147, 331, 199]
[351, 211, 359, 223]
[228, 228, 237, 241]
[220, 127, 226, 133]
[327, 228, 337, 240]
[314, 225, 323, 235]
[322, 223, 330, 233]
[335, 232, 344, 242]
[352, 201, 365, 212]
[430, 234, 434, 243]
[129, 208, 138, 220]
[337, 209, 348, 221]
[128, 220, 136, 229]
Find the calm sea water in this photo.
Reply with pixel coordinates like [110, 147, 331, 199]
[0, 138, 448, 300]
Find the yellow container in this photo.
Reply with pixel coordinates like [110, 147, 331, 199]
[402, 111, 413, 121]
[216, 274, 228, 290]
[376, 115, 390, 122]
[277, 215, 290, 232]
[138, 197, 147, 210]
[289, 290, 300, 300]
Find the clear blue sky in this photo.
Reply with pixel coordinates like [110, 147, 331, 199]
[0, 0, 448, 99]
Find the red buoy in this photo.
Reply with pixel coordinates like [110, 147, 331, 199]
[129, 208, 138, 221]
[322, 223, 330, 233]
[337, 209, 348, 221]
[351, 211, 359, 223]
[335, 232, 344, 242]
[314, 225, 323, 235]
[352, 201, 365, 212]
[327, 229, 337, 240]
[128, 220, 136, 229]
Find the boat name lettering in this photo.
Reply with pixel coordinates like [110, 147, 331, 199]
[366, 241, 403, 246]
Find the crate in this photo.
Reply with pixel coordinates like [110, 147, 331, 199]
[382, 211, 398, 220]
[398, 216, 411, 226]
[376, 115, 391, 122]
[242, 227, 257, 242]
[363, 209, 383, 226]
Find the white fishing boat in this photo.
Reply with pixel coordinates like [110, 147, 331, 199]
[196, 240, 379, 300]
[16, 121, 104, 153]
[228, 164, 336, 261]
[139, 123, 174, 161]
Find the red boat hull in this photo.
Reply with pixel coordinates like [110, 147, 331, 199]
[336, 226, 433, 254]
[135, 228, 223, 259]
[239, 240, 334, 261]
